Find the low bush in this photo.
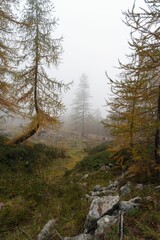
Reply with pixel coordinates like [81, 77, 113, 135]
[75, 145, 111, 172]
[0, 137, 66, 168]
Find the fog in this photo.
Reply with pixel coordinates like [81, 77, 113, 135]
[51, 0, 144, 117]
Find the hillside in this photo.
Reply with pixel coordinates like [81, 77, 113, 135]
[0, 137, 160, 240]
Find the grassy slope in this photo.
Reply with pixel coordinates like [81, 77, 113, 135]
[0, 138, 160, 240]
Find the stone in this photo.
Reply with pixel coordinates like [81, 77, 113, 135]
[155, 185, 160, 191]
[108, 163, 114, 168]
[94, 215, 117, 239]
[93, 185, 102, 192]
[120, 183, 131, 195]
[37, 219, 55, 240]
[107, 181, 119, 191]
[119, 197, 142, 213]
[145, 196, 153, 201]
[64, 234, 93, 240]
[84, 195, 119, 233]
[90, 191, 101, 197]
[0, 202, 5, 210]
[85, 194, 96, 202]
[129, 197, 142, 204]
[99, 165, 110, 172]
[136, 184, 144, 190]
[119, 201, 138, 213]
[81, 174, 89, 180]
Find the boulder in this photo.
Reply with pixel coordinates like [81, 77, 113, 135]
[119, 197, 142, 213]
[84, 195, 119, 233]
[64, 234, 92, 240]
[119, 201, 137, 213]
[94, 215, 117, 239]
[120, 182, 131, 196]
[37, 219, 55, 240]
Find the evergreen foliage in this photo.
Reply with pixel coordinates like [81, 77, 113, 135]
[72, 74, 91, 137]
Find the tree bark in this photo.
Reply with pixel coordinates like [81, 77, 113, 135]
[154, 86, 160, 164]
[8, 122, 39, 145]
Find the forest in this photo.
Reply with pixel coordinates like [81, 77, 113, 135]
[0, 0, 160, 239]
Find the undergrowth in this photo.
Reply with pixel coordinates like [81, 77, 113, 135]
[0, 137, 160, 239]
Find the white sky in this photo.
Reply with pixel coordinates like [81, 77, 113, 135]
[52, 0, 143, 117]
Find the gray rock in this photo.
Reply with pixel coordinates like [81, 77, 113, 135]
[64, 234, 92, 240]
[107, 181, 119, 191]
[84, 195, 119, 233]
[155, 185, 160, 191]
[81, 174, 89, 180]
[119, 201, 138, 212]
[136, 184, 144, 190]
[146, 196, 153, 201]
[90, 191, 101, 197]
[129, 197, 142, 204]
[108, 163, 113, 168]
[120, 183, 131, 195]
[37, 219, 55, 240]
[85, 194, 97, 202]
[0, 202, 5, 210]
[119, 197, 142, 213]
[94, 215, 117, 239]
[99, 165, 110, 172]
[93, 185, 102, 192]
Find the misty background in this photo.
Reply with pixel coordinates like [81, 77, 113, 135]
[52, 0, 144, 117]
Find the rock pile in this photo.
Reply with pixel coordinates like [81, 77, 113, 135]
[64, 180, 142, 240]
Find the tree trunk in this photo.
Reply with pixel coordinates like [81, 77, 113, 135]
[8, 122, 39, 145]
[154, 86, 160, 164]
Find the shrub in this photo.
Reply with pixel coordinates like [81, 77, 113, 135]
[75, 149, 111, 172]
[0, 137, 66, 167]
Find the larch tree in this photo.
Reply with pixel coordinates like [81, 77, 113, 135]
[10, 0, 69, 145]
[104, 72, 144, 151]
[122, 0, 160, 163]
[104, 0, 160, 166]
[0, 0, 18, 116]
[72, 74, 91, 137]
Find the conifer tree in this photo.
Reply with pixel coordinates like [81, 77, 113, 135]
[10, 0, 69, 144]
[72, 74, 91, 137]
[104, 0, 160, 165]
[123, 0, 160, 163]
[0, 0, 18, 115]
[104, 72, 143, 150]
